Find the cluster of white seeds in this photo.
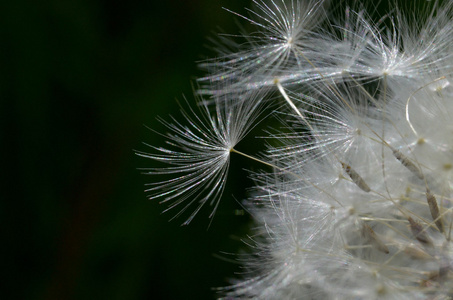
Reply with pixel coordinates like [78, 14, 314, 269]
[138, 1, 453, 298]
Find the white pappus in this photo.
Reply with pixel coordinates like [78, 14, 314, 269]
[139, 0, 453, 299]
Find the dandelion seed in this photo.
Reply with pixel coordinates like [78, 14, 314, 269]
[408, 216, 432, 245]
[137, 92, 262, 224]
[361, 223, 389, 253]
[199, 0, 327, 95]
[341, 161, 371, 193]
[319, 1, 453, 93]
[426, 189, 444, 233]
[390, 146, 424, 180]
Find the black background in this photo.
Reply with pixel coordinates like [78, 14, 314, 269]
[1, 0, 438, 299]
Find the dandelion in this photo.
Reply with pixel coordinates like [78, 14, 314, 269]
[139, 0, 453, 298]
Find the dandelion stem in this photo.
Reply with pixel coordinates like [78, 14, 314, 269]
[230, 147, 344, 207]
[230, 148, 283, 171]
[273, 78, 314, 131]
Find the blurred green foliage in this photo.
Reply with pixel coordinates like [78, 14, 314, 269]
[2, 0, 444, 299]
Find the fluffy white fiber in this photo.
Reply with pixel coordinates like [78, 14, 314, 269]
[139, 0, 453, 298]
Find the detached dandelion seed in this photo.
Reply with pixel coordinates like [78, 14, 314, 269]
[137, 92, 263, 224]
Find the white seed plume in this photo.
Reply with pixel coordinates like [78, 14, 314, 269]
[140, 0, 453, 298]
[199, 0, 327, 95]
[137, 92, 262, 225]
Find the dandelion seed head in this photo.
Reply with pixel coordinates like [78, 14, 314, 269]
[142, 0, 453, 298]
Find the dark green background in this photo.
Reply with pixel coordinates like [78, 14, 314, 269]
[2, 1, 252, 299]
[2, 0, 439, 299]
